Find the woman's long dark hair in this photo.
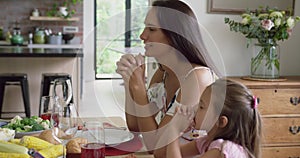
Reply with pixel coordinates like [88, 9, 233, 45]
[152, 0, 220, 76]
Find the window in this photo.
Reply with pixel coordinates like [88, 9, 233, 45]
[95, 0, 149, 79]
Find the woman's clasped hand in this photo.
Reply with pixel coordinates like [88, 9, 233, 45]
[116, 53, 145, 86]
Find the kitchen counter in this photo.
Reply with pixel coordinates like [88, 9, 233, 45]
[0, 46, 83, 57]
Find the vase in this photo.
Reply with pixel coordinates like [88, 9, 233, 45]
[251, 39, 280, 79]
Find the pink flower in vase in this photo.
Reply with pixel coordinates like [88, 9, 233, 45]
[287, 28, 293, 36]
[261, 19, 274, 31]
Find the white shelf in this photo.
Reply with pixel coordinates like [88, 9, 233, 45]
[27, 44, 82, 49]
[29, 16, 80, 22]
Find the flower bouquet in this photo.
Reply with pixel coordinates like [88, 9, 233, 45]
[225, 7, 300, 79]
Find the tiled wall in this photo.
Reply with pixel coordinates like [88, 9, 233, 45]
[0, 0, 83, 42]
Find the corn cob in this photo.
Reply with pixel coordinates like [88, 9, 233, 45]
[20, 136, 53, 151]
[39, 144, 66, 158]
[9, 139, 21, 145]
[0, 152, 30, 158]
[0, 141, 28, 154]
[0, 140, 9, 144]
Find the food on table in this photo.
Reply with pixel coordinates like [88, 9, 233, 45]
[20, 136, 53, 151]
[2, 115, 50, 133]
[0, 140, 30, 158]
[38, 128, 64, 145]
[77, 124, 84, 130]
[9, 139, 21, 145]
[0, 152, 30, 158]
[38, 144, 66, 158]
[66, 137, 88, 153]
[0, 131, 66, 157]
[0, 140, 28, 154]
[0, 128, 15, 141]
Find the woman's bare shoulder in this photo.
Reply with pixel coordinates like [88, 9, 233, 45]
[184, 66, 213, 84]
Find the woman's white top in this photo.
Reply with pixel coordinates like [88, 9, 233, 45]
[147, 66, 217, 125]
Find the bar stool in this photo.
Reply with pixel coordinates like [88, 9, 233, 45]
[39, 73, 74, 116]
[0, 73, 31, 118]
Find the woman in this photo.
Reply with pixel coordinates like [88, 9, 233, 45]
[116, 0, 219, 157]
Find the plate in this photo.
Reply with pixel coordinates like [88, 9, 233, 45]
[74, 129, 134, 146]
[15, 130, 43, 138]
[104, 129, 134, 145]
[0, 121, 8, 127]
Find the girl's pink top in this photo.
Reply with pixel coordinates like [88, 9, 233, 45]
[196, 136, 248, 158]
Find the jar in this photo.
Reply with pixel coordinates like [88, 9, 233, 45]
[34, 29, 45, 44]
[32, 9, 39, 17]
[47, 34, 62, 45]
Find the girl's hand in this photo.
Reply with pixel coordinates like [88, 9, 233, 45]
[176, 105, 196, 121]
[172, 105, 196, 135]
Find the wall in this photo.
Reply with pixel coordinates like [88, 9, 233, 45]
[81, 0, 300, 119]
[184, 0, 300, 76]
[0, 0, 83, 40]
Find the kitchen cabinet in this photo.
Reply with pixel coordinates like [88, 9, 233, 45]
[0, 47, 83, 118]
[229, 76, 300, 158]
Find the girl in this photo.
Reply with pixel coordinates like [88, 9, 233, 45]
[166, 79, 262, 158]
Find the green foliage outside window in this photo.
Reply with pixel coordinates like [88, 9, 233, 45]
[96, 0, 148, 78]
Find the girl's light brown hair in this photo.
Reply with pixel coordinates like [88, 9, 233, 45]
[210, 79, 262, 158]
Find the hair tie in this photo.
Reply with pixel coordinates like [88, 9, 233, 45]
[252, 96, 259, 109]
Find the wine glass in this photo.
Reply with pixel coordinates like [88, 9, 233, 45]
[58, 103, 78, 139]
[40, 96, 59, 125]
[51, 98, 78, 157]
[51, 99, 78, 140]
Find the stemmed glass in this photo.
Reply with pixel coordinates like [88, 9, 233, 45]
[51, 97, 78, 157]
[40, 96, 59, 125]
